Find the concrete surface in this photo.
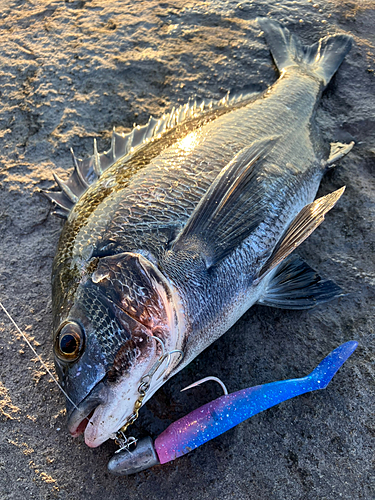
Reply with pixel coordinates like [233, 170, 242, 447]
[0, 1, 373, 499]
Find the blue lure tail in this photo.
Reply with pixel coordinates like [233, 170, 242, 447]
[307, 341, 358, 390]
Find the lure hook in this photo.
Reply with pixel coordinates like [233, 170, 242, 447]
[114, 335, 184, 445]
[181, 376, 228, 395]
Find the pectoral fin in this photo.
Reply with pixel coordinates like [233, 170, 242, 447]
[170, 138, 279, 267]
[258, 255, 343, 309]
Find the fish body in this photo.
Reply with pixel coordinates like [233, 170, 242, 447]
[45, 19, 353, 448]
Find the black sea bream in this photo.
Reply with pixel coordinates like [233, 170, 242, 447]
[45, 19, 353, 448]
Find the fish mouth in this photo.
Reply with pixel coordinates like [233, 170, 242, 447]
[67, 373, 145, 448]
[69, 404, 113, 448]
[67, 359, 175, 448]
[67, 381, 107, 442]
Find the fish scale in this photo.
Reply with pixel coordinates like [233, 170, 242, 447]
[78, 73, 320, 268]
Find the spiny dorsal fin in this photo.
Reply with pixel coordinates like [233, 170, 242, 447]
[169, 138, 280, 267]
[43, 92, 256, 218]
[258, 186, 345, 280]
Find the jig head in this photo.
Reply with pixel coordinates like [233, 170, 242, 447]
[108, 341, 357, 475]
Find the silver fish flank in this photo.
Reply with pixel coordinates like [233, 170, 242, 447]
[44, 18, 353, 448]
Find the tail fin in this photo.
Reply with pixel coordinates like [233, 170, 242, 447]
[257, 18, 353, 87]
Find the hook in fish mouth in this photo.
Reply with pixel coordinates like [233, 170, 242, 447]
[67, 380, 107, 441]
[65, 355, 161, 448]
[67, 346, 185, 448]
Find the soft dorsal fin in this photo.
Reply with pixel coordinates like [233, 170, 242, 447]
[326, 141, 354, 168]
[257, 254, 343, 309]
[42, 92, 257, 218]
[170, 138, 280, 267]
[258, 187, 345, 280]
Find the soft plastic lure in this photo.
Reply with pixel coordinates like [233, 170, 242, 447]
[108, 341, 357, 475]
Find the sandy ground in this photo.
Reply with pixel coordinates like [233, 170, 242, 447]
[0, 1, 374, 499]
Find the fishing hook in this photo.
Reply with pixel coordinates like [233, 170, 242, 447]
[181, 376, 228, 395]
[114, 335, 184, 448]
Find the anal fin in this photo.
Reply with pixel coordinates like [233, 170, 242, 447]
[258, 255, 343, 309]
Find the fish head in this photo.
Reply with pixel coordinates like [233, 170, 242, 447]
[53, 252, 184, 448]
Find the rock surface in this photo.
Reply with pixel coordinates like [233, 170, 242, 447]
[0, 1, 374, 499]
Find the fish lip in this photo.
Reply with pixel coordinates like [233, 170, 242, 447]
[67, 379, 107, 437]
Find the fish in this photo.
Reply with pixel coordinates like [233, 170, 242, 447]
[43, 18, 354, 449]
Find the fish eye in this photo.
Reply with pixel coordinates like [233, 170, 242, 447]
[55, 322, 84, 362]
